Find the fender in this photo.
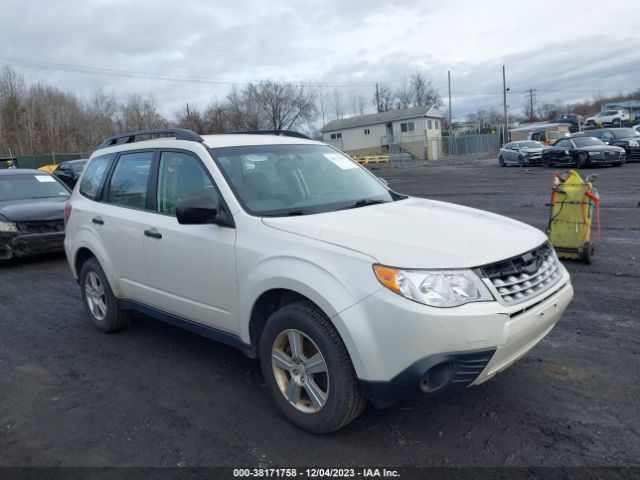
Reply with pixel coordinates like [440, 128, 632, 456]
[70, 225, 123, 297]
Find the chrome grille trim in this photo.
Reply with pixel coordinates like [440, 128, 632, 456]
[479, 242, 562, 305]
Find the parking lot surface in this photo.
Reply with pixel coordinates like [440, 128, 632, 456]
[1, 158, 638, 467]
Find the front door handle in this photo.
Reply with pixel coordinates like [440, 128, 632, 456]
[144, 228, 162, 239]
[92, 217, 104, 225]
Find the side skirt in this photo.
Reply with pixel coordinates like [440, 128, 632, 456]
[117, 299, 254, 357]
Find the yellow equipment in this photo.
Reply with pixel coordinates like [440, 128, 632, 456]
[38, 164, 58, 173]
[548, 170, 600, 264]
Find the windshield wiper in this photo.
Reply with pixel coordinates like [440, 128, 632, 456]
[338, 199, 388, 210]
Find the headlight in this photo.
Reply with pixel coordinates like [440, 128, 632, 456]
[629, 140, 639, 147]
[0, 220, 18, 233]
[373, 265, 494, 307]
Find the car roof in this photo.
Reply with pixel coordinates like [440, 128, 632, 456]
[202, 134, 322, 148]
[92, 133, 324, 157]
[0, 168, 52, 176]
[61, 159, 89, 164]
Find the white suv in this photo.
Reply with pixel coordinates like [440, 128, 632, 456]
[64, 128, 574, 433]
[585, 109, 630, 127]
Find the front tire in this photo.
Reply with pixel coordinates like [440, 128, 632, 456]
[498, 156, 505, 167]
[576, 152, 589, 169]
[79, 257, 130, 333]
[259, 301, 366, 433]
[543, 153, 554, 167]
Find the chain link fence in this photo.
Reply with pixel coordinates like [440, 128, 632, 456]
[0, 152, 91, 169]
[442, 134, 500, 157]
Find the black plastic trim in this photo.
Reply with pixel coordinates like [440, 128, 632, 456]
[99, 129, 203, 148]
[360, 348, 496, 408]
[117, 299, 252, 356]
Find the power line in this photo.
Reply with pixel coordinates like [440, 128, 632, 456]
[0, 56, 376, 89]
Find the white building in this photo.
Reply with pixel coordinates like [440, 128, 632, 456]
[320, 105, 444, 160]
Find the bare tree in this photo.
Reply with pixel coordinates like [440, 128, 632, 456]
[0, 67, 26, 154]
[246, 81, 317, 131]
[331, 89, 345, 120]
[202, 100, 230, 133]
[175, 104, 204, 133]
[374, 84, 394, 112]
[409, 71, 442, 108]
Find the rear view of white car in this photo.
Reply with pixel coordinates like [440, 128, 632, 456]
[64, 129, 573, 433]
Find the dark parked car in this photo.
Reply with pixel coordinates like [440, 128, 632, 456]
[573, 128, 640, 161]
[52, 159, 88, 188]
[0, 169, 70, 260]
[498, 141, 545, 166]
[542, 137, 625, 168]
[550, 114, 583, 132]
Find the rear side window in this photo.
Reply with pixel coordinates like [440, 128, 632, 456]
[107, 151, 154, 209]
[79, 154, 114, 200]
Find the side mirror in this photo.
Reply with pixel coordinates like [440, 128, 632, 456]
[176, 196, 218, 225]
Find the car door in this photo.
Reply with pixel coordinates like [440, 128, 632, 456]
[54, 164, 74, 188]
[94, 150, 156, 300]
[504, 143, 515, 163]
[140, 149, 238, 333]
[556, 139, 574, 163]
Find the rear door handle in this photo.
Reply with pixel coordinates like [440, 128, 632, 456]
[92, 217, 104, 225]
[144, 228, 162, 239]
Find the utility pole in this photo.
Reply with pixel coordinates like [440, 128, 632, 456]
[375, 83, 381, 113]
[448, 70, 453, 154]
[502, 65, 508, 145]
[525, 89, 537, 122]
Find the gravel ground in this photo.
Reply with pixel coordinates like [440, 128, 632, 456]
[0, 157, 638, 468]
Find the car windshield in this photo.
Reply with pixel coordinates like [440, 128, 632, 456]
[573, 137, 604, 147]
[610, 128, 640, 138]
[0, 174, 70, 201]
[209, 144, 396, 216]
[518, 141, 543, 148]
[548, 131, 565, 140]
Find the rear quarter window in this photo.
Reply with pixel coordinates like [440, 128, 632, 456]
[79, 154, 114, 200]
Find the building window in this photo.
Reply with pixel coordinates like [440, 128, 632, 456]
[364, 128, 370, 135]
[400, 121, 415, 133]
[330, 132, 342, 140]
[435, 120, 440, 130]
[427, 120, 432, 129]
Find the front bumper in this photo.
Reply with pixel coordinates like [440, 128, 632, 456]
[0, 232, 65, 260]
[337, 268, 573, 407]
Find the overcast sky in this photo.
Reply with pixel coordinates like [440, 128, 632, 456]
[2, 0, 640, 121]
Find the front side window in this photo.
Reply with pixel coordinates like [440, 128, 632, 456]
[107, 151, 153, 209]
[79, 154, 113, 200]
[555, 139, 571, 148]
[210, 144, 395, 216]
[156, 151, 219, 215]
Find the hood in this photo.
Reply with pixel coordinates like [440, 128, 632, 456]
[0, 197, 67, 222]
[520, 147, 544, 153]
[262, 197, 547, 269]
[579, 145, 625, 152]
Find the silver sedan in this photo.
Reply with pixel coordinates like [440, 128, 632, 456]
[499, 141, 545, 167]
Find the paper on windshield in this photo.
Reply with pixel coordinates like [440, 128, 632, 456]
[35, 175, 56, 183]
[323, 153, 358, 170]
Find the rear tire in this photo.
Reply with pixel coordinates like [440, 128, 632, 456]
[259, 301, 366, 434]
[581, 241, 595, 264]
[79, 257, 130, 333]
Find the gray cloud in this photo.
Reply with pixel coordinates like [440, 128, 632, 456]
[1, 0, 639, 119]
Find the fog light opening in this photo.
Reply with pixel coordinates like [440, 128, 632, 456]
[419, 362, 455, 393]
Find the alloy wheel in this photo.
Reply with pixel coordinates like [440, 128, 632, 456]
[271, 329, 330, 413]
[84, 271, 107, 321]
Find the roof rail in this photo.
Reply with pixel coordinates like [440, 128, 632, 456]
[99, 128, 204, 148]
[228, 130, 312, 140]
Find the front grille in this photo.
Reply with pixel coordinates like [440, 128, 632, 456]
[479, 242, 562, 305]
[16, 220, 65, 234]
[605, 151, 619, 159]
